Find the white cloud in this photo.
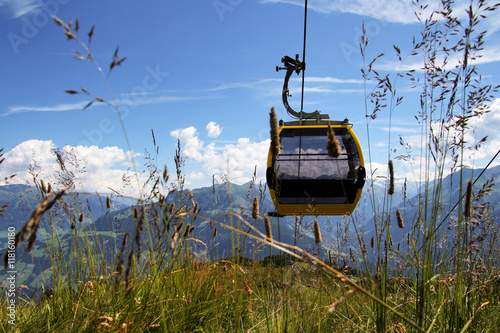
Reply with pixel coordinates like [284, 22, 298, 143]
[187, 171, 205, 180]
[375, 44, 500, 73]
[0, 140, 144, 197]
[170, 126, 270, 184]
[206, 121, 223, 138]
[2, 101, 90, 116]
[170, 127, 204, 160]
[401, 98, 500, 162]
[261, 0, 433, 24]
[366, 98, 500, 187]
[1, 0, 42, 18]
[3, 93, 222, 117]
[304, 77, 365, 84]
[261, 0, 500, 30]
[207, 78, 280, 92]
[457, 98, 500, 161]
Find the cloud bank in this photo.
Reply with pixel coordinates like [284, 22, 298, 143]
[171, 122, 270, 185]
[0, 139, 142, 197]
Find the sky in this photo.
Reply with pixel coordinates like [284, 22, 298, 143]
[1, 0, 500, 198]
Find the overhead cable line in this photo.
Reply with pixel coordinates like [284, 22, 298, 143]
[300, 0, 308, 113]
[418, 147, 500, 253]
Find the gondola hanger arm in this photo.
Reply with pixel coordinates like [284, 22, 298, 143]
[277, 54, 329, 123]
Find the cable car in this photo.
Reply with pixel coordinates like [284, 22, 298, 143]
[266, 55, 366, 216]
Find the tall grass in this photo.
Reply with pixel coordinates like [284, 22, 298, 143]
[2, 1, 500, 331]
[359, 0, 500, 331]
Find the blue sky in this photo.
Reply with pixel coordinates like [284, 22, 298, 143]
[1, 0, 500, 197]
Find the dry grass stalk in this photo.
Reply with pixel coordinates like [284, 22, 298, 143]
[135, 206, 144, 255]
[313, 219, 322, 243]
[349, 248, 356, 262]
[264, 214, 273, 243]
[106, 196, 111, 209]
[115, 234, 128, 288]
[171, 222, 185, 249]
[252, 196, 259, 220]
[388, 160, 395, 195]
[396, 209, 405, 228]
[124, 250, 134, 288]
[243, 280, 253, 312]
[327, 122, 341, 158]
[269, 106, 280, 157]
[4, 190, 65, 268]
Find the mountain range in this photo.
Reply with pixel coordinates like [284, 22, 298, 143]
[1, 165, 499, 298]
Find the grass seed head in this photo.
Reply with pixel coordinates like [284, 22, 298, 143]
[264, 214, 273, 243]
[328, 296, 346, 312]
[4, 190, 65, 268]
[269, 106, 280, 157]
[183, 224, 191, 238]
[313, 219, 322, 243]
[388, 160, 395, 195]
[396, 209, 405, 228]
[252, 196, 259, 220]
[327, 122, 341, 158]
[464, 179, 473, 219]
[349, 248, 356, 262]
